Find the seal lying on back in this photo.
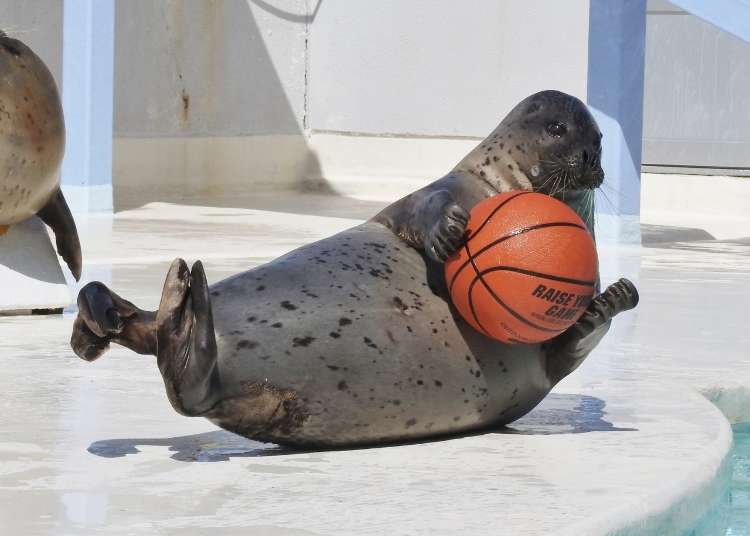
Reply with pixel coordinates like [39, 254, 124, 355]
[70, 90, 638, 447]
[0, 31, 81, 279]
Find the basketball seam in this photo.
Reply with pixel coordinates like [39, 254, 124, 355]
[477, 266, 596, 287]
[449, 221, 589, 295]
[464, 196, 518, 338]
[465, 243, 492, 337]
[468, 268, 564, 335]
[465, 240, 563, 337]
[467, 190, 532, 240]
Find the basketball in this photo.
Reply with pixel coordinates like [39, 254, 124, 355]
[445, 191, 598, 344]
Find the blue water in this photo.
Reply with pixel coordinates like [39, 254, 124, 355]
[687, 422, 750, 535]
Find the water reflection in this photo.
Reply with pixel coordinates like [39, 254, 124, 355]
[685, 422, 750, 535]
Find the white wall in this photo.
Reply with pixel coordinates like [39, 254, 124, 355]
[308, 0, 590, 137]
[2, 1, 591, 140]
[643, 1, 750, 172]
[112, 0, 315, 204]
[114, 0, 590, 141]
[112, 1, 592, 202]
[305, 0, 590, 195]
[114, 0, 307, 137]
[3, 1, 594, 204]
[0, 2, 63, 98]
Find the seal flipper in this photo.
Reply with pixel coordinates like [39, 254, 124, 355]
[544, 278, 639, 384]
[156, 259, 220, 417]
[71, 282, 157, 360]
[37, 188, 82, 281]
[423, 192, 470, 262]
[373, 186, 469, 262]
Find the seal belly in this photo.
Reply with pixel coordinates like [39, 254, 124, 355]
[207, 222, 552, 446]
[0, 34, 65, 225]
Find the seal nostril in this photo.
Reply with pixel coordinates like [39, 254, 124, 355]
[581, 150, 589, 164]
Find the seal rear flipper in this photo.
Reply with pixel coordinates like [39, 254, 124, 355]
[37, 188, 82, 281]
[71, 281, 158, 360]
[156, 259, 220, 417]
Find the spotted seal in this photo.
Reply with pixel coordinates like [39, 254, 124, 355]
[0, 31, 81, 280]
[70, 90, 638, 447]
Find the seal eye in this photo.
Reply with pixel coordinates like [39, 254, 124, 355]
[546, 122, 567, 138]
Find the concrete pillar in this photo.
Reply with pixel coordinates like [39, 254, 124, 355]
[587, 0, 648, 245]
[61, 0, 115, 214]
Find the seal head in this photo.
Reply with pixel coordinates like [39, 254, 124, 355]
[457, 90, 604, 196]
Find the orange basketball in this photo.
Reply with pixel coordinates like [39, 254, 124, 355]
[445, 191, 598, 344]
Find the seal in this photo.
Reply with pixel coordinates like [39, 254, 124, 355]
[70, 90, 638, 447]
[0, 31, 81, 280]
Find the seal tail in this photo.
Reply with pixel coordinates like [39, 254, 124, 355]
[156, 259, 220, 416]
[37, 188, 82, 281]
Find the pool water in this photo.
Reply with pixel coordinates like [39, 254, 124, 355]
[687, 422, 750, 535]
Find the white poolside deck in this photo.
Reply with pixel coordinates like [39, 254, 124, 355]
[0, 192, 747, 535]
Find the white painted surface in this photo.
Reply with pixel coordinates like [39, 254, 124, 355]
[112, 135, 318, 204]
[0, 195, 746, 534]
[112, 0, 589, 140]
[0, 1, 63, 86]
[113, 0, 308, 137]
[111, 0, 315, 200]
[307, 133, 479, 200]
[0, 218, 71, 313]
[110, 0, 592, 200]
[308, 0, 590, 137]
[644, 6, 750, 170]
[641, 173, 750, 239]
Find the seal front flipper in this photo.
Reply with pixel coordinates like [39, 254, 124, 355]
[545, 278, 639, 384]
[374, 187, 469, 262]
[422, 192, 470, 262]
[37, 188, 82, 281]
[156, 259, 220, 417]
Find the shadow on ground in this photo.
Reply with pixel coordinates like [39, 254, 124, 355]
[118, 191, 389, 221]
[641, 223, 716, 245]
[88, 393, 635, 462]
[641, 224, 750, 260]
[0, 219, 68, 284]
[504, 393, 636, 435]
